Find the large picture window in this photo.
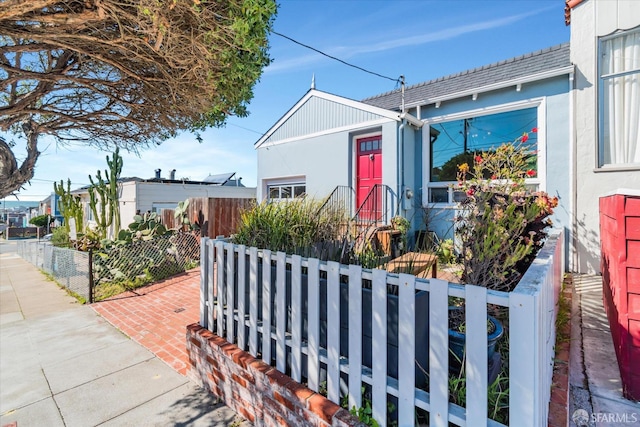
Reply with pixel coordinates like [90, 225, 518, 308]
[599, 27, 640, 167]
[428, 107, 538, 203]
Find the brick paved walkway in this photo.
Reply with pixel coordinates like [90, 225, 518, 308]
[92, 269, 200, 376]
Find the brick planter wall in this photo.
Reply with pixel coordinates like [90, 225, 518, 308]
[186, 324, 363, 427]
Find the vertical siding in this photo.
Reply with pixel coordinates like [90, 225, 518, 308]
[265, 96, 388, 144]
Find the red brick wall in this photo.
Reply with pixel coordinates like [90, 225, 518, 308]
[186, 324, 363, 427]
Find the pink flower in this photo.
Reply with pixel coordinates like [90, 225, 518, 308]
[466, 188, 475, 196]
[474, 155, 483, 164]
[521, 133, 529, 143]
[491, 174, 497, 180]
[526, 169, 536, 177]
[531, 127, 538, 133]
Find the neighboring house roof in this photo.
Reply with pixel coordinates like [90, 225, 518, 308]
[254, 89, 422, 149]
[362, 43, 572, 111]
[565, 0, 585, 25]
[69, 173, 246, 195]
[204, 172, 236, 185]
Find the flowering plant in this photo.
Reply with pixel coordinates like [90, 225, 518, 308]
[455, 131, 558, 292]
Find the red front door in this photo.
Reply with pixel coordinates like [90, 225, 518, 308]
[356, 136, 382, 221]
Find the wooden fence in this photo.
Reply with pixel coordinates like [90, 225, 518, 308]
[199, 229, 565, 426]
[161, 197, 254, 237]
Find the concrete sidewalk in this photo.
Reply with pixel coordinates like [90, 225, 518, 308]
[0, 241, 245, 427]
[569, 275, 640, 427]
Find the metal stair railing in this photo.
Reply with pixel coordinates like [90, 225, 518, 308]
[353, 184, 394, 226]
[316, 185, 354, 219]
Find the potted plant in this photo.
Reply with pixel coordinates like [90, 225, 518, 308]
[448, 306, 504, 384]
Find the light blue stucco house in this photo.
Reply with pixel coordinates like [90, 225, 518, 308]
[255, 43, 573, 260]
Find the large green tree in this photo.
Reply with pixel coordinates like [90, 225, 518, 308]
[0, 0, 276, 197]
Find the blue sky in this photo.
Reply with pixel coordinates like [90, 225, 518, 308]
[3, 0, 570, 202]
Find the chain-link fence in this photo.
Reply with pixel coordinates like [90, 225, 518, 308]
[17, 240, 92, 301]
[17, 231, 201, 303]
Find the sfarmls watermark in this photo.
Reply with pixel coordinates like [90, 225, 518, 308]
[572, 409, 639, 426]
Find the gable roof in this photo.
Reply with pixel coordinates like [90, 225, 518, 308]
[254, 89, 421, 149]
[362, 43, 572, 111]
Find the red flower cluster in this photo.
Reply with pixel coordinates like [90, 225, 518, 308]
[526, 169, 536, 177]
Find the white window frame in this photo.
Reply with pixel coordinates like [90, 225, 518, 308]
[597, 26, 640, 169]
[264, 176, 306, 202]
[421, 98, 546, 207]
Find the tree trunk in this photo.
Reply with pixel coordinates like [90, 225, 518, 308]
[0, 125, 40, 198]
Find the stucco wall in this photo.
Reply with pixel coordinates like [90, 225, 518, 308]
[257, 121, 398, 202]
[571, 0, 640, 274]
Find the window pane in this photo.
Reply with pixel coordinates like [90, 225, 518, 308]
[360, 142, 366, 152]
[429, 188, 449, 203]
[294, 185, 306, 197]
[269, 187, 279, 199]
[452, 191, 467, 203]
[281, 186, 292, 199]
[366, 141, 372, 151]
[430, 108, 538, 182]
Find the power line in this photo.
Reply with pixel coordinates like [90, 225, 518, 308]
[272, 30, 400, 83]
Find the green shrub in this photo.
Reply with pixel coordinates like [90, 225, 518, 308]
[51, 227, 70, 247]
[29, 214, 51, 227]
[232, 199, 347, 259]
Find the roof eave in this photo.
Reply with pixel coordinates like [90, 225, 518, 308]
[403, 65, 575, 110]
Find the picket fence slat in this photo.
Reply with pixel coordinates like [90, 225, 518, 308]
[226, 243, 235, 344]
[291, 254, 302, 382]
[307, 257, 321, 392]
[398, 273, 416, 427]
[207, 241, 215, 332]
[327, 261, 341, 403]
[200, 239, 208, 327]
[429, 278, 450, 427]
[249, 247, 258, 356]
[348, 264, 363, 411]
[262, 249, 272, 365]
[371, 268, 388, 427]
[465, 285, 488, 427]
[237, 245, 246, 350]
[215, 241, 224, 335]
[276, 251, 286, 372]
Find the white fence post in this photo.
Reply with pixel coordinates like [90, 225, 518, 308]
[307, 257, 321, 392]
[262, 249, 272, 365]
[429, 278, 450, 427]
[291, 254, 302, 382]
[398, 273, 416, 426]
[509, 290, 538, 427]
[371, 268, 388, 427]
[200, 237, 209, 328]
[348, 264, 363, 411]
[249, 247, 258, 356]
[326, 260, 341, 403]
[237, 245, 246, 350]
[465, 285, 488, 427]
[225, 242, 235, 344]
[207, 240, 215, 331]
[215, 241, 225, 336]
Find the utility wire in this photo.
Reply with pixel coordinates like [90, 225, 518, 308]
[272, 30, 400, 83]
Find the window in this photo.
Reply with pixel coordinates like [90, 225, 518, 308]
[427, 107, 539, 204]
[268, 183, 306, 201]
[599, 27, 640, 167]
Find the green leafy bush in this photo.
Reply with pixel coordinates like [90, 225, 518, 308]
[29, 214, 51, 227]
[232, 199, 347, 259]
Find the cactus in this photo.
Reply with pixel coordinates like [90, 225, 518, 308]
[88, 148, 123, 238]
[128, 211, 169, 240]
[54, 178, 84, 234]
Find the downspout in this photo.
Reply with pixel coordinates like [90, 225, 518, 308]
[398, 75, 406, 218]
[570, 70, 577, 271]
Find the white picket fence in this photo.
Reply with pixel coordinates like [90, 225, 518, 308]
[199, 229, 564, 427]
